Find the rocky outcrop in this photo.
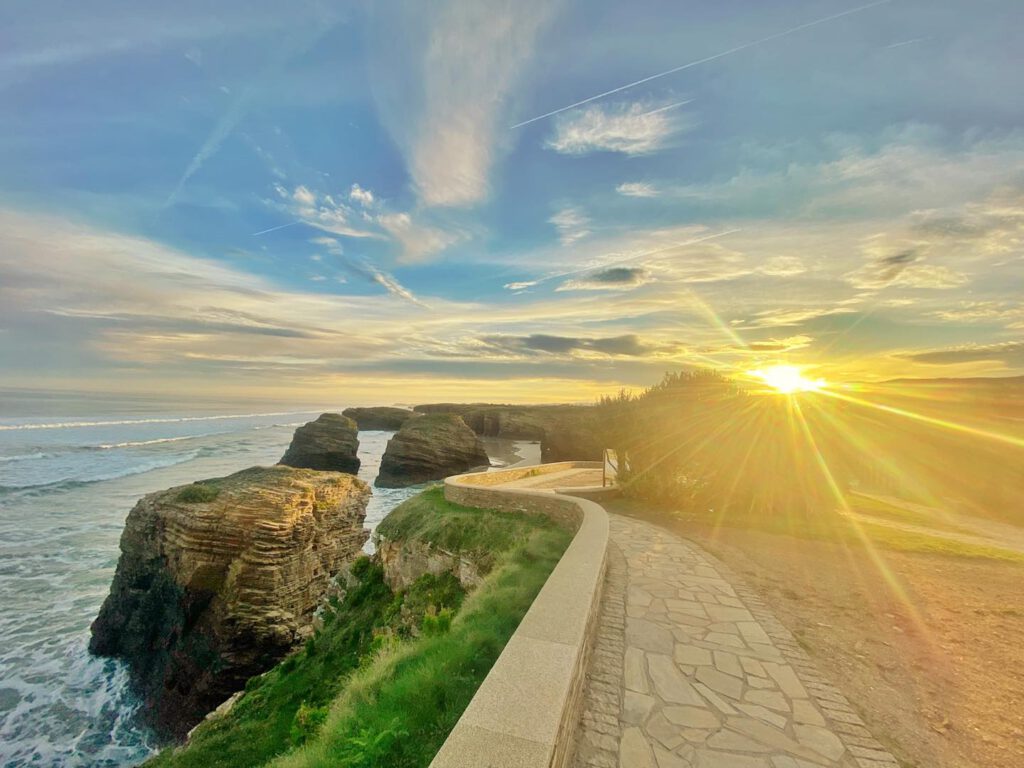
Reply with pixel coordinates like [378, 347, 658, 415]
[375, 414, 489, 488]
[413, 403, 552, 439]
[413, 402, 604, 462]
[89, 466, 370, 737]
[279, 412, 360, 473]
[375, 537, 483, 592]
[342, 406, 416, 431]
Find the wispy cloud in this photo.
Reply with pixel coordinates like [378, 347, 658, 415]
[312, 236, 427, 308]
[371, 0, 559, 207]
[275, 184, 380, 239]
[557, 267, 651, 292]
[480, 333, 673, 358]
[844, 237, 968, 290]
[899, 341, 1024, 366]
[546, 100, 690, 156]
[377, 212, 464, 264]
[617, 182, 659, 198]
[549, 207, 591, 245]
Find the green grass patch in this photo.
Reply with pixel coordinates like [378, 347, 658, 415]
[610, 497, 1024, 565]
[176, 482, 220, 503]
[268, 525, 570, 768]
[847, 494, 975, 535]
[853, 521, 1024, 564]
[375, 485, 555, 573]
[146, 487, 571, 768]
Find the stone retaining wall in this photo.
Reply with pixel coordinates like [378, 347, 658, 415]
[429, 468, 610, 768]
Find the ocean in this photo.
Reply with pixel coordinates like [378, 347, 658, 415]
[0, 394, 532, 767]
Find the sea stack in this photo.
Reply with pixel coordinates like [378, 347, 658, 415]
[279, 412, 360, 473]
[375, 414, 489, 488]
[342, 406, 416, 431]
[89, 466, 370, 737]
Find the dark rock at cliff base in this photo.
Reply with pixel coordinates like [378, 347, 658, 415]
[89, 466, 370, 738]
[279, 412, 360, 473]
[375, 414, 489, 488]
[342, 406, 416, 431]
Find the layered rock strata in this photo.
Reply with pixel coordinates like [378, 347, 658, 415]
[89, 466, 370, 736]
[375, 414, 489, 488]
[279, 412, 360, 473]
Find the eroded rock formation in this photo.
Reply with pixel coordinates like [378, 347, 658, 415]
[342, 406, 416, 431]
[375, 414, 489, 488]
[89, 466, 370, 737]
[279, 412, 360, 473]
[413, 402, 603, 461]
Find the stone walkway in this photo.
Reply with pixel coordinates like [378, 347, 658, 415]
[573, 514, 901, 768]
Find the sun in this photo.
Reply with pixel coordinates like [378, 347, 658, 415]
[751, 365, 826, 394]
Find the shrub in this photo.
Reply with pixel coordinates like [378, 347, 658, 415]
[289, 702, 328, 746]
[176, 483, 220, 503]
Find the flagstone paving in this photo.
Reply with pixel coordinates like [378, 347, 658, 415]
[572, 514, 901, 768]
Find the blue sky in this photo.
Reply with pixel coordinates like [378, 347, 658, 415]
[1, 0, 1022, 403]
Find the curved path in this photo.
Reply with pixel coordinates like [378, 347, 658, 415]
[572, 512, 901, 768]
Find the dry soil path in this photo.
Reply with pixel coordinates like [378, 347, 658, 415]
[572, 513, 902, 768]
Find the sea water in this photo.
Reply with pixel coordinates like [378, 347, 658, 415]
[0, 393, 531, 767]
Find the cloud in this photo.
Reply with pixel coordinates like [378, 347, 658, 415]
[370, 0, 558, 207]
[503, 280, 540, 291]
[745, 307, 855, 329]
[481, 333, 670, 358]
[377, 212, 463, 263]
[549, 207, 590, 246]
[709, 334, 814, 354]
[557, 267, 651, 292]
[757, 256, 806, 277]
[927, 301, 1024, 329]
[279, 184, 380, 239]
[349, 183, 375, 208]
[617, 182, 659, 198]
[844, 237, 967, 291]
[312, 236, 427, 307]
[899, 341, 1024, 366]
[546, 100, 690, 156]
[278, 183, 460, 262]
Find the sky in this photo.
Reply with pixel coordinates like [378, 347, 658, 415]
[1, 0, 1022, 405]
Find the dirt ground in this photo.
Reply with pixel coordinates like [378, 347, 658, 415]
[609, 502, 1024, 768]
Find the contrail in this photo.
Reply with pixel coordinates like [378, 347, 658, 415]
[510, 0, 893, 129]
[884, 37, 925, 49]
[252, 221, 303, 236]
[639, 99, 693, 117]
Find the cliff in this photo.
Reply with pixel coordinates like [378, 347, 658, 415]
[375, 414, 489, 488]
[413, 402, 603, 461]
[89, 465, 370, 737]
[279, 413, 360, 473]
[342, 406, 416, 431]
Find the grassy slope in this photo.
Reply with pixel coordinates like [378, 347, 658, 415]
[615, 494, 1024, 565]
[147, 486, 570, 768]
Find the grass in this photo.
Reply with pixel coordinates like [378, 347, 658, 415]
[375, 485, 554, 573]
[847, 493, 975, 535]
[268, 525, 569, 768]
[612, 496, 1024, 565]
[176, 482, 220, 503]
[147, 487, 570, 768]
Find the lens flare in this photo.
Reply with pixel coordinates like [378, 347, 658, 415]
[751, 365, 825, 394]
